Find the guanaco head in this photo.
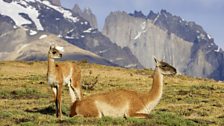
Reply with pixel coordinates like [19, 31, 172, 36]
[154, 57, 177, 75]
[48, 45, 64, 59]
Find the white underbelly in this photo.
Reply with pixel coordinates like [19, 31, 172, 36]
[95, 101, 129, 117]
[137, 99, 161, 114]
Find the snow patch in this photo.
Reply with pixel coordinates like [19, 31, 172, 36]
[153, 14, 160, 24]
[65, 36, 74, 39]
[214, 48, 221, 52]
[83, 28, 93, 33]
[207, 34, 212, 39]
[39, 34, 47, 39]
[99, 49, 108, 54]
[57, 34, 62, 38]
[197, 33, 206, 40]
[29, 30, 37, 35]
[0, 0, 43, 30]
[67, 29, 74, 34]
[141, 22, 146, 30]
[133, 30, 147, 40]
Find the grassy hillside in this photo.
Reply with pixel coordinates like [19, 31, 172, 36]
[0, 61, 224, 126]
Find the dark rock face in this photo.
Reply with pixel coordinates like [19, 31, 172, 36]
[0, 14, 15, 35]
[103, 10, 224, 80]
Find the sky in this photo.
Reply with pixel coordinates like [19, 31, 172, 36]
[61, 0, 224, 49]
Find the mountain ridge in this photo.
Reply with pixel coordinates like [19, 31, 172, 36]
[103, 10, 224, 80]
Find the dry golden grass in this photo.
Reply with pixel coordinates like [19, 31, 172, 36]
[0, 61, 224, 126]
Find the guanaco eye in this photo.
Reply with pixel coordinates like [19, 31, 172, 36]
[162, 64, 167, 67]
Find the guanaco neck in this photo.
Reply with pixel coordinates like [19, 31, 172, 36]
[47, 56, 56, 75]
[148, 67, 163, 100]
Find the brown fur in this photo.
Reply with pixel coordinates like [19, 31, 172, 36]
[70, 57, 176, 118]
[47, 45, 81, 119]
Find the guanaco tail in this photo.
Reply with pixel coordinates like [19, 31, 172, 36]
[47, 45, 81, 118]
[70, 57, 176, 118]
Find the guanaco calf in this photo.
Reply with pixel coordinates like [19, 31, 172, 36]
[70, 57, 176, 118]
[47, 45, 81, 118]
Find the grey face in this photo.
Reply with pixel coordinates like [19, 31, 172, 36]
[48, 46, 62, 59]
[154, 57, 177, 75]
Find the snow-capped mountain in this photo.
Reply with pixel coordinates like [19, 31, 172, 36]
[103, 10, 224, 80]
[0, 0, 143, 68]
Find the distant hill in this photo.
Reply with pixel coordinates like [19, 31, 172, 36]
[2, 31, 114, 66]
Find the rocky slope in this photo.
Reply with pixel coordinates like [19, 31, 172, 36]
[103, 11, 224, 80]
[0, 0, 142, 68]
[0, 27, 114, 65]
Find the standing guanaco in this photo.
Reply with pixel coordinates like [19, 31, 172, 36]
[47, 45, 81, 118]
[70, 57, 176, 118]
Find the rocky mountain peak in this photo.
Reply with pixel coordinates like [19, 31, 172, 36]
[72, 4, 98, 29]
[49, 0, 61, 6]
[129, 10, 146, 19]
[73, 4, 81, 14]
[130, 9, 215, 48]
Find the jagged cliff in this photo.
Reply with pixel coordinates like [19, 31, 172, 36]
[103, 11, 224, 80]
[72, 4, 98, 29]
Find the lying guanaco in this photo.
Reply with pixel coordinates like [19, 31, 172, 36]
[47, 45, 81, 118]
[70, 57, 176, 118]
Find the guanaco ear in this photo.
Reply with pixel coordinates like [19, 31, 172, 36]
[153, 56, 158, 63]
[49, 42, 56, 49]
[153, 56, 160, 66]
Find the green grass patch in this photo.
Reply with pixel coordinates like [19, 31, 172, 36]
[0, 61, 224, 126]
[1, 88, 48, 99]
